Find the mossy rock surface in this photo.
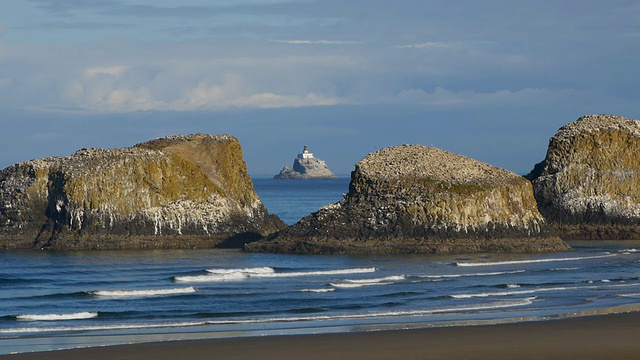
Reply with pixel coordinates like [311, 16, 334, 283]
[0, 134, 285, 249]
[526, 114, 640, 239]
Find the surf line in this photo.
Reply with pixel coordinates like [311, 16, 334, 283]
[456, 254, 616, 267]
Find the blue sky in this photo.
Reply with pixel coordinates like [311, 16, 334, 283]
[1, 0, 639, 176]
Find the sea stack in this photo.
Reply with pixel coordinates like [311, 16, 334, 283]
[526, 114, 640, 239]
[0, 134, 286, 250]
[274, 146, 337, 179]
[248, 144, 569, 254]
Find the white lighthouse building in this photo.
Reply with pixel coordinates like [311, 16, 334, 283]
[297, 145, 314, 159]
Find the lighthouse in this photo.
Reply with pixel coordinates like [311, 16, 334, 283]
[297, 145, 314, 159]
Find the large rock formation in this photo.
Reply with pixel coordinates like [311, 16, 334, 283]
[526, 114, 640, 239]
[248, 145, 568, 254]
[0, 134, 286, 250]
[274, 146, 337, 179]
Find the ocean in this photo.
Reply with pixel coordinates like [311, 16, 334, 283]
[1, 177, 639, 355]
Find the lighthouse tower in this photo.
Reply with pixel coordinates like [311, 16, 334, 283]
[298, 145, 314, 159]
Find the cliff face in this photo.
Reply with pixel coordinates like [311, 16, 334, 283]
[248, 145, 568, 254]
[0, 134, 285, 249]
[526, 114, 640, 239]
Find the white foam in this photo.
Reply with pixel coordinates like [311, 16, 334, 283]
[206, 267, 275, 275]
[174, 272, 248, 283]
[344, 275, 406, 283]
[419, 270, 525, 279]
[206, 297, 537, 324]
[330, 275, 406, 289]
[16, 312, 98, 321]
[506, 284, 521, 288]
[174, 267, 376, 283]
[2, 298, 535, 335]
[451, 283, 640, 299]
[456, 254, 616, 267]
[251, 268, 377, 278]
[91, 287, 196, 298]
[620, 249, 639, 254]
[299, 288, 335, 293]
[1, 321, 206, 334]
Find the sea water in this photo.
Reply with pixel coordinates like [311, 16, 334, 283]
[1, 177, 639, 354]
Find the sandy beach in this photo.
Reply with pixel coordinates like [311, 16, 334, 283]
[4, 312, 639, 360]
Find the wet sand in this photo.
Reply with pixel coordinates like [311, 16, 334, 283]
[5, 312, 640, 360]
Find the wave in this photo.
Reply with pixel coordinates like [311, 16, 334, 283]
[174, 267, 376, 283]
[174, 272, 248, 283]
[455, 254, 616, 267]
[206, 267, 275, 275]
[90, 287, 197, 298]
[299, 288, 335, 293]
[451, 282, 640, 299]
[620, 249, 640, 255]
[251, 268, 377, 278]
[0, 298, 534, 334]
[419, 270, 525, 279]
[343, 275, 406, 284]
[330, 275, 406, 289]
[16, 312, 98, 321]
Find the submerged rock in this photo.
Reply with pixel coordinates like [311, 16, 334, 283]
[274, 146, 337, 179]
[526, 114, 640, 239]
[248, 145, 568, 254]
[0, 134, 286, 250]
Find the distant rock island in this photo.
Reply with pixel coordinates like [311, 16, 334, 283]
[0, 134, 286, 250]
[526, 114, 640, 239]
[248, 145, 569, 254]
[274, 146, 337, 179]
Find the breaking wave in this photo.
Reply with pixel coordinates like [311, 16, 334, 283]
[174, 267, 376, 283]
[90, 287, 197, 298]
[455, 254, 616, 267]
[16, 312, 98, 321]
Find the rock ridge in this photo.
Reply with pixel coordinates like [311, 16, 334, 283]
[248, 145, 568, 254]
[0, 134, 286, 250]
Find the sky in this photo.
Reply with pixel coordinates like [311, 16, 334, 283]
[1, 0, 639, 176]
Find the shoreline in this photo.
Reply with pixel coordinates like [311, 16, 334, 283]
[5, 311, 640, 360]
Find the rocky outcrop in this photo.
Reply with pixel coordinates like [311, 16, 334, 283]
[0, 134, 286, 250]
[248, 145, 569, 254]
[274, 146, 337, 179]
[526, 114, 640, 239]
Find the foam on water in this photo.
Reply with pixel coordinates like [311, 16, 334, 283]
[419, 270, 525, 278]
[250, 268, 377, 278]
[299, 288, 335, 293]
[16, 312, 98, 321]
[174, 272, 248, 283]
[330, 275, 406, 289]
[206, 267, 275, 275]
[90, 287, 197, 298]
[343, 275, 406, 284]
[450, 282, 640, 299]
[455, 254, 616, 267]
[174, 267, 376, 283]
[1, 298, 535, 334]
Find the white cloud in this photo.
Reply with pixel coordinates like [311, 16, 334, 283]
[270, 39, 361, 45]
[85, 66, 130, 77]
[395, 41, 453, 49]
[61, 70, 346, 112]
[394, 87, 584, 107]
